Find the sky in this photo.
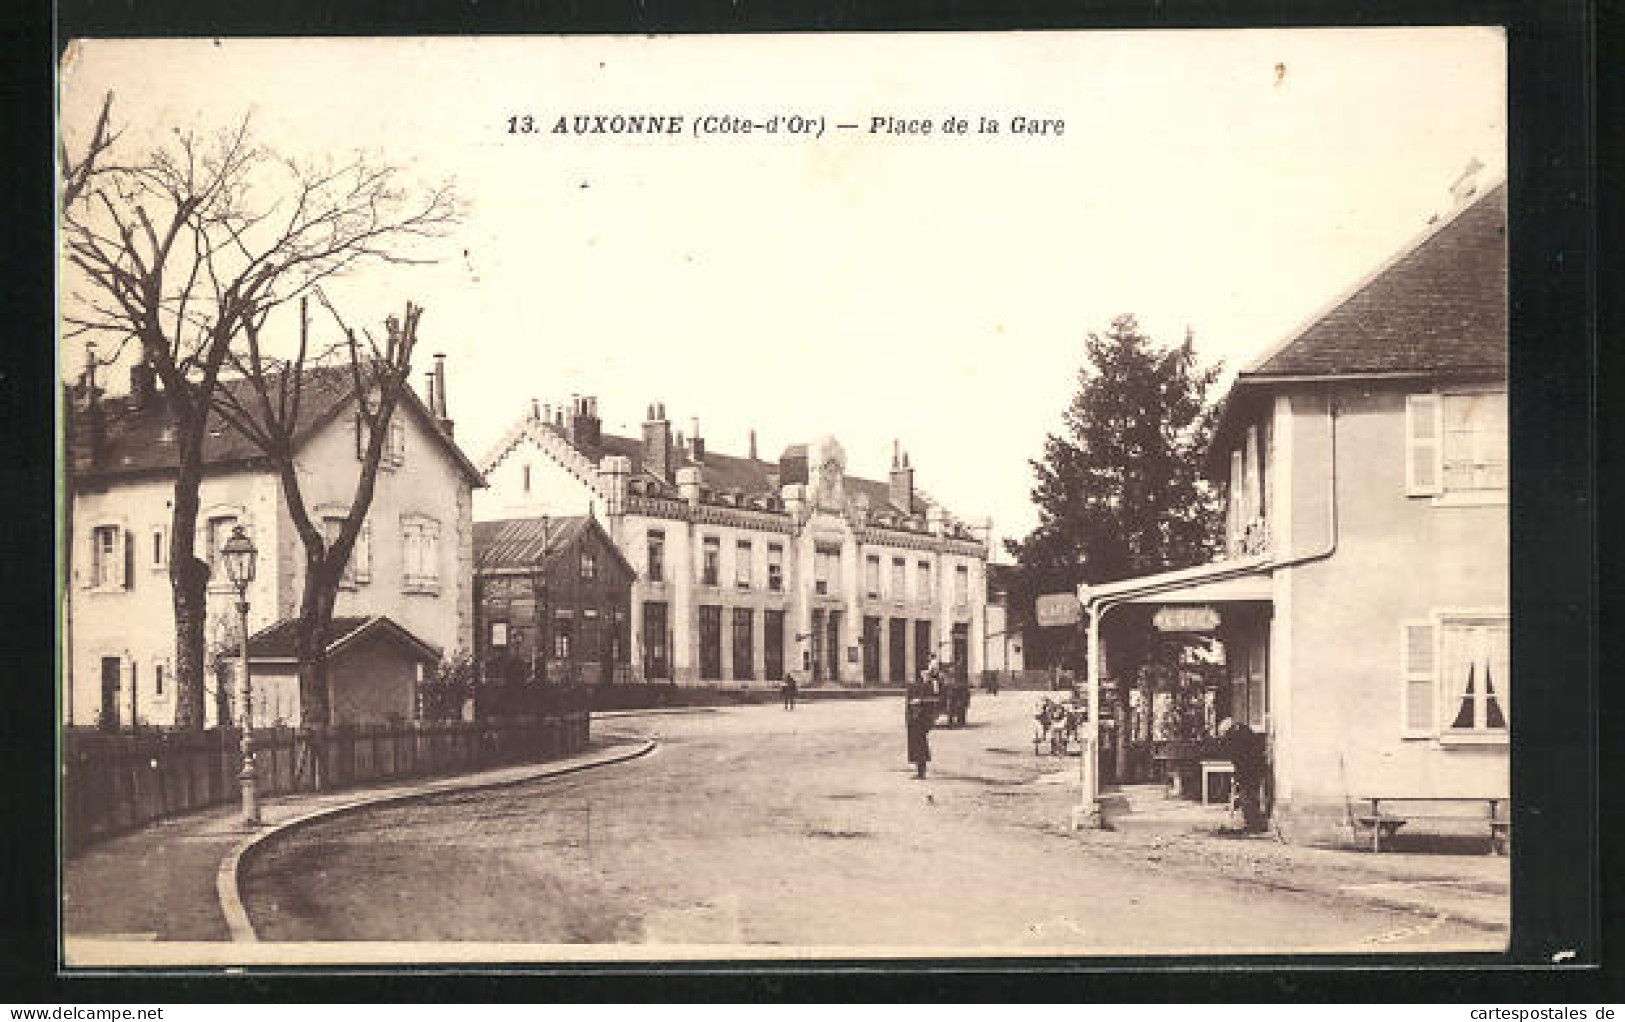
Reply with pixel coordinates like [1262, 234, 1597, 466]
[59, 29, 1506, 555]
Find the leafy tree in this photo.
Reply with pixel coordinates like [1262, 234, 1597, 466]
[1006, 314, 1222, 765]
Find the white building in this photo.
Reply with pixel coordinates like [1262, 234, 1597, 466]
[64, 357, 483, 727]
[476, 399, 992, 686]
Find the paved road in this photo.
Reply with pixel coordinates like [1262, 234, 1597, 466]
[239, 695, 1497, 954]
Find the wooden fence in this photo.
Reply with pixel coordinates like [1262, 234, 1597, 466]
[61, 713, 590, 857]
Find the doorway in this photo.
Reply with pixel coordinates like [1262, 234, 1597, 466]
[99, 656, 120, 729]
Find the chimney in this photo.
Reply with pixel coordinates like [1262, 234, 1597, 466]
[569, 394, 601, 450]
[889, 441, 915, 513]
[129, 363, 156, 412]
[689, 417, 705, 462]
[748, 429, 758, 461]
[641, 402, 673, 482]
[597, 455, 631, 517]
[72, 345, 105, 472]
[778, 444, 808, 486]
[531, 398, 541, 421]
[431, 353, 454, 437]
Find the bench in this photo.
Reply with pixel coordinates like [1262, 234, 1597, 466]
[1350, 796, 1510, 855]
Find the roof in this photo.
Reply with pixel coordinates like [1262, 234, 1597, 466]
[560, 425, 925, 517]
[473, 513, 636, 578]
[1208, 181, 1508, 473]
[1241, 181, 1507, 381]
[66, 364, 485, 487]
[244, 614, 441, 663]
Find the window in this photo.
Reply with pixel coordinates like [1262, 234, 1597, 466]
[701, 536, 720, 586]
[553, 617, 572, 660]
[815, 545, 840, 595]
[321, 514, 366, 586]
[490, 621, 509, 647]
[736, 540, 753, 589]
[91, 524, 124, 589]
[732, 608, 754, 680]
[581, 549, 597, 581]
[954, 564, 970, 606]
[204, 515, 237, 577]
[388, 420, 406, 467]
[1443, 393, 1507, 493]
[891, 557, 906, 600]
[355, 415, 406, 467]
[401, 516, 441, 589]
[149, 526, 168, 572]
[767, 543, 784, 592]
[522, 463, 532, 495]
[153, 662, 165, 697]
[647, 530, 665, 583]
[581, 608, 600, 661]
[865, 554, 881, 597]
[699, 605, 723, 679]
[1400, 615, 1509, 741]
[1407, 391, 1507, 497]
[917, 560, 931, 601]
[765, 609, 785, 680]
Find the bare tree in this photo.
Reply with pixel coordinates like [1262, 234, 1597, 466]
[210, 293, 426, 733]
[61, 107, 459, 729]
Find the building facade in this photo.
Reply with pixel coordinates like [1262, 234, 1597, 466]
[65, 359, 483, 727]
[476, 402, 991, 686]
[1083, 178, 1508, 841]
[473, 514, 636, 686]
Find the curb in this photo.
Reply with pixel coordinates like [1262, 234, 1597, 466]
[216, 738, 658, 943]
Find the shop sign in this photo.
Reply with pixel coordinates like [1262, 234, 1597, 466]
[1153, 605, 1220, 632]
[1035, 593, 1082, 628]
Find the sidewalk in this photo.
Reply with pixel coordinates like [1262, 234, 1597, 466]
[1072, 781, 1510, 932]
[62, 731, 655, 948]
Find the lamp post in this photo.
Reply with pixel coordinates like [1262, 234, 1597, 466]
[220, 525, 261, 827]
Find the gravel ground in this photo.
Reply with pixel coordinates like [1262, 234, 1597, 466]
[239, 695, 1504, 954]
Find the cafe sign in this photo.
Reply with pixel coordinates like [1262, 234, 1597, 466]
[1035, 593, 1082, 628]
[1153, 605, 1220, 632]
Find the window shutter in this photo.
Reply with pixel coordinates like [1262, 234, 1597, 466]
[1400, 619, 1437, 737]
[117, 528, 131, 589]
[1405, 394, 1443, 496]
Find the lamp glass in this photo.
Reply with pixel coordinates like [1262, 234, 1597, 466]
[221, 525, 257, 590]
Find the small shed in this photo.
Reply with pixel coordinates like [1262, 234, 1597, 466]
[243, 615, 442, 725]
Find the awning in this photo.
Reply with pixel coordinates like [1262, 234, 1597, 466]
[1080, 555, 1274, 610]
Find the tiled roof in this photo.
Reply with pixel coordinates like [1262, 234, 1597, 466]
[1241, 182, 1507, 380]
[245, 614, 439, 663]
[66, 364, 485, 485]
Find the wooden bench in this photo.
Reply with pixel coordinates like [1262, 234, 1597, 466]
[1350, 796, 1510, 855]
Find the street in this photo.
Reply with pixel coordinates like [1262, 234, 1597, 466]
[238, 694, 1503, 954]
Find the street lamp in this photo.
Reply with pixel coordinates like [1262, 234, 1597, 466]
[220, 525, 261, 827]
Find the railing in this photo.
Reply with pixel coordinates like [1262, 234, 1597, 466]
[61, 713, 591, 857]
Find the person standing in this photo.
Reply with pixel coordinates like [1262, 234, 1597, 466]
[782, 667, 798, 711]
[905, 674, 935, 779]
[1217, 717, 1269, 833]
